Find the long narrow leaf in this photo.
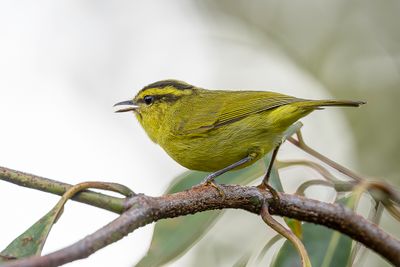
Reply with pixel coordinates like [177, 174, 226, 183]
[0, 204, 64, 261]
[0, 181, 131, 262]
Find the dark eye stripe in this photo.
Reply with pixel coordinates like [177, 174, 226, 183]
[137, 94, 181, 104]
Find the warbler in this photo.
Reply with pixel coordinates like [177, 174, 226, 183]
[114, 80, 364, 189]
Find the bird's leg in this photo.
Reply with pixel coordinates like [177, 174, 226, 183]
[258, 144, 281, 200]
[201, 154, 256, 184]
[262, 144, 281, 184]
[200, 154, 256, 197]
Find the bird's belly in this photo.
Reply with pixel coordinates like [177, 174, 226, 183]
[161, 123, 282, 172]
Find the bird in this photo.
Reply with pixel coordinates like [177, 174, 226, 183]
[114, 79, 365, 191]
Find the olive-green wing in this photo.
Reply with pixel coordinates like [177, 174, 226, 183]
[176, 90, 303, 134]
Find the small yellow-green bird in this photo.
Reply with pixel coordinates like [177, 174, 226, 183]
[115, 80, 364, 189]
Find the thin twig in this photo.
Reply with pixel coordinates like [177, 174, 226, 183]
[384, 203, 400, 221]
[347, 181, 370, 210]
[0, 166, 126, 214]
[367, 181, 400, 206]
[277, 159, 342, 183]
[287, 133, 400, 205]
[295, 179, 334, 196]
[288, 132, 363, 181]
[260, 201, 311, 267]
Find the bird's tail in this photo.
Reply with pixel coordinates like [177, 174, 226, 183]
[268, 98, 365, 133]
[298, 99, 366, 109]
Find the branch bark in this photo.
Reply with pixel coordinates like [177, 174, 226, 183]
[3, 185, 400, 267]
[0, 166, 125, 214]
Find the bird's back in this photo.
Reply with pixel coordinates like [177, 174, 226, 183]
[167, 89, 304, 136]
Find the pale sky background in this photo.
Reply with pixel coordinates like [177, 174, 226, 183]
[0, 1, 376, 266]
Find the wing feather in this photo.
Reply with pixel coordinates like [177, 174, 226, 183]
[175, 90, 302, 134]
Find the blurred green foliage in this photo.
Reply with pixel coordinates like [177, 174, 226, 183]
[272, 223, 352, 267]
[199, 0, 400, 183]
[272, 197, 352, 267]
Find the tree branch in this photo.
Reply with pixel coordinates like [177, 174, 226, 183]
[3, 185, 400, 267]
[0, 166, 125, 214]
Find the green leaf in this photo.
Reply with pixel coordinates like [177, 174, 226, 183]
[0, 181, 128, 262]
[136, 122, 303, 267]
[283, 218, 303, 239]
[271, 197, 352, 267]
[0, 204, 64, 261]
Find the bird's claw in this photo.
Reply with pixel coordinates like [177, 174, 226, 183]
[200, 180, 226, 198]
[208, 181, 226, 198]
[257, 182, 280, 202]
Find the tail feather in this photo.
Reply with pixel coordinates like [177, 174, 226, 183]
[299, 99, 366, 109]
[268, 98, 365, 131]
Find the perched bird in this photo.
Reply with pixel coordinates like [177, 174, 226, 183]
[115, 80, 365, 189]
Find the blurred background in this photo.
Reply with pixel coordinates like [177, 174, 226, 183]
[0, 1, 398, 266]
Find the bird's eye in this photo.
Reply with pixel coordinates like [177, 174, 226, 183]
[143, 95, 154, 105]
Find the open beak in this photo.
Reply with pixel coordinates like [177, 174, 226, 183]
[113, 100, 139, 113]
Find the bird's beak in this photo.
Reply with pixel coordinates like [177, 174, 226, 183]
[113, 100, 139, 113]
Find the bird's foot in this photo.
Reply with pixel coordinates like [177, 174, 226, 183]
[197, 175, 226, 198]
[257, 181, 280, 202]
[204, 180, 226, 198]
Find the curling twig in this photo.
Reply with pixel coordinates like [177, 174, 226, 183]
[260, 201, 312, 267]
[277, 159, 342, 183]
[288, 130, 363, 182]
[295, 179, 334, 196]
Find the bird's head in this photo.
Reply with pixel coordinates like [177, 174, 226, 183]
[114, 79, 196, 141]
